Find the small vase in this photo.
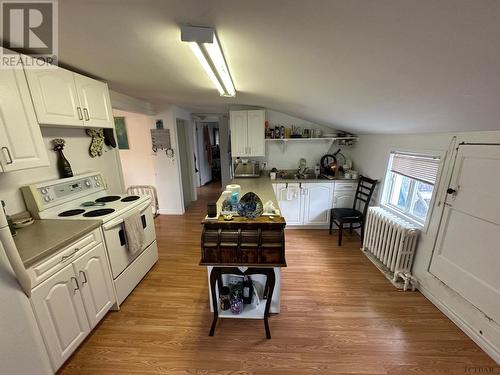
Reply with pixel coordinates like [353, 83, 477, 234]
[57, 149, 73, 178]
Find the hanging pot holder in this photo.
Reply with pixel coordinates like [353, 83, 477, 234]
[86, 129, 105, 157]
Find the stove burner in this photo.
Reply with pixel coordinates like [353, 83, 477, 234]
[83, 208, 115, 217]
[95, 195, 121, 203]
[59, 209, 85, 217]
[121, 195, 140, 202]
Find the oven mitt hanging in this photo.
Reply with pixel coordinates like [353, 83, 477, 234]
[103, 128, 117, 148]
[86, 129, 105, 157]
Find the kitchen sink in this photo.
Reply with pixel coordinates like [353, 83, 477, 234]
[277, 173, 321, 180]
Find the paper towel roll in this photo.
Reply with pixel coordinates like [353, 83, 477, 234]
[225, 184, 241, 196]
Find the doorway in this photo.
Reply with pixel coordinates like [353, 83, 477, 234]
[194, 115, 231, 188]
[176, 118, 194, 210]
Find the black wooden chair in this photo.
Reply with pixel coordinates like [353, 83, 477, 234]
[329, 176, 378, 246]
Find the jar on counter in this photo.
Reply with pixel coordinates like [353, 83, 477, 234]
[220, 286, 231, 311]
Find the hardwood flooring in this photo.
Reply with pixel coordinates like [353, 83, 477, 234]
[60, 182, 499, 374]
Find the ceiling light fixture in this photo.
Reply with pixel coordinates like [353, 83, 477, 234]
[181, 25, 236, 97]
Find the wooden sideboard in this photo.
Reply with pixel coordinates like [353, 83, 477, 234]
[200, 216, 286, 267]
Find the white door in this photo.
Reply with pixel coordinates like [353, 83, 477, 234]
[0, 69, 49, 172]
[276, 183, 303, 225]
[303, 183, 334, 225]
[429, 144, 500, 323]
[74, 73, 114, 128]
[73, 244, 115, 329]
[229, 110, 248, 157]
[246, 110, 265, 156]
[30, 263, 90, 370]
[23, 62, 84, 127]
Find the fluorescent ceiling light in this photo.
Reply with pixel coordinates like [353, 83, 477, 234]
[181, 26, 236, 97]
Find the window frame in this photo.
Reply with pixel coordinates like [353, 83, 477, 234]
[381, 150, 444, 231]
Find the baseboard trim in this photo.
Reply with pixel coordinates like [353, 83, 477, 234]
[418, 284, 500, 364]
[158, 209, 184, 215]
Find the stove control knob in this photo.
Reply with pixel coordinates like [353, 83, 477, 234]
[41, 188, 47, 194]
[44, 196, 50, 202]
[96, 182, 101, 187]
[85, 179, 92, 187]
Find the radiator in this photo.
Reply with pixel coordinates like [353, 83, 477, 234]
[362, 207, 420, 290]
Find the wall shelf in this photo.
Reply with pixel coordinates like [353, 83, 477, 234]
[265, 137, 357, 152]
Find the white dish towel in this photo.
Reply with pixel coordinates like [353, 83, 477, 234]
[123, 212, 145, 255]
[285, 187, 300, 201]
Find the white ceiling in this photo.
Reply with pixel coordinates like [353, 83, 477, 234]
[58, 0, 500, 134]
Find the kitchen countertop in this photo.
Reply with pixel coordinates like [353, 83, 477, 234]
[271, 176, 358, 183]
[14, 219, 101, 268]
[216, 176, 280, 217]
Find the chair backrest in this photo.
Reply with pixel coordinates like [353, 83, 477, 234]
[126, 185, 159, 216]
[352, 176, 378, 217]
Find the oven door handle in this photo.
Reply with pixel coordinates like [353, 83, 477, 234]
[102, 199, 151, 231]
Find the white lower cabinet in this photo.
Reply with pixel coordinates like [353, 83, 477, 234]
[72, 243, 115, 329]
[273, 181, 356, 227]
[31, 242, 115, 371]
[333, 182, 357, 209]
[303, 183, 334, 225]
[274, 183, 304, 225]
[30, 263, 90, 371]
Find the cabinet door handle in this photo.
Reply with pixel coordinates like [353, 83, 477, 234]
[83, 108, 90, 121]
[77, 107, 83, 120]
[1, 147, 13, 164]
[79, 270, 88, 285]
[60, 248, 79, 263]
[70, 277, 80, 294]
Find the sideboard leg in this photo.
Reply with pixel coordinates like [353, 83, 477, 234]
[209, 268, 219, 336]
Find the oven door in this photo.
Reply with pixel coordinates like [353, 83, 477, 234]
[102, 199, 156, 278]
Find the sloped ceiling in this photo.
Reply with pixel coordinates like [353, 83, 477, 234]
[58, 0, 500, 133]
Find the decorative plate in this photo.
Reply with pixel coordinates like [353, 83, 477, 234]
[237, 192, 263, 219]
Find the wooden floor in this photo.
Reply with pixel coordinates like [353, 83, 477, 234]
[60, 182, 498, 374]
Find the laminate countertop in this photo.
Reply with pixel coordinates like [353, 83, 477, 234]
[216, 176, 280, 217]
[14, 219, 101, 267]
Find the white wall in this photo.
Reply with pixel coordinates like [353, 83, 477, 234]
[152, 105, 195, 214]
[0, 127, 123, 215]
[114, 109, 156, 189]
[350, 130, 500, 363]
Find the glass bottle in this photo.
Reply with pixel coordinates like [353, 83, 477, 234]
[57, 149, 73, 178]
[242, 275, 253, 305]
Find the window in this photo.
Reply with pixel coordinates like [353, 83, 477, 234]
[383, 152, 440, 226]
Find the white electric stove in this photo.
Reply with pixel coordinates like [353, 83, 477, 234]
[21, 172, 159, 305]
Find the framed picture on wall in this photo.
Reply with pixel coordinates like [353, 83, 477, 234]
[114, 117, 129, 149]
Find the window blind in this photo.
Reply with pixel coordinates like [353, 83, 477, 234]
[390, 153, 440, 185]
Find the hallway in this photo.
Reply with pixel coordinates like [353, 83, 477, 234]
[60, 183, 498, 374]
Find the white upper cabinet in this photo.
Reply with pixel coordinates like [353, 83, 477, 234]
[246, 110, 265, 156]
[230, 110, 248, 157]
[24, 65, 84, 127]
[74, 73, 114, 128]
[0, 68, 49, 172]
[230, 110, 265, 157]
[23, 56, 114, 128]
